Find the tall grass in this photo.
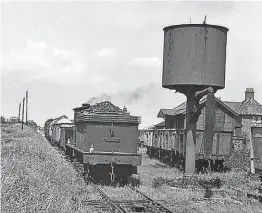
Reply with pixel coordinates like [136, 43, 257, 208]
[1, 124, 102, 213]
[137, 148, 262, 213]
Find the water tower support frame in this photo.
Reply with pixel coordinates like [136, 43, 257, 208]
[182, 87, 215, 186]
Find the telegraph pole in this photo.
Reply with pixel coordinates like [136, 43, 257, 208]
[18, 102, 21, 122]
[26, 90, 28, 125]
[22, 97, 25, 130]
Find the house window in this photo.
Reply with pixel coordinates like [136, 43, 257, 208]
[252, 116, 262, 123]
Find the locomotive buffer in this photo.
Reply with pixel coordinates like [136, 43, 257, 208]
[161, 21, 229, 186]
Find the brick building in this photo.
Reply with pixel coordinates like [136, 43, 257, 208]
[224, 88, 262, 138]
[156, 88, 262, 141]
[157, 96, 242, 134]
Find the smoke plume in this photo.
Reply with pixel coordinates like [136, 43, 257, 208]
[85, 83, 156, 106]
[120, 83, 156, 104]
[86, 94, 112, 105]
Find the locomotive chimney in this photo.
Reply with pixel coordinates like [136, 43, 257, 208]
[123, 106, 127, 113]
[245, 88, 254, 100]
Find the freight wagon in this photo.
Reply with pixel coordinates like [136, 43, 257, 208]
[143, 128, 233, 171]
[51, 118, 75, 149]
[47, 115, 68, 142]
[44, 119, 54, 141]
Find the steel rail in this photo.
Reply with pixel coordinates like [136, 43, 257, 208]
[93, 184, 126, 213]
[227, 186, 262, 203]
[128, 186, 175, 213]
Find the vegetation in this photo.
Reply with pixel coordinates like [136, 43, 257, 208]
[137, 148, 262, 213]
[1, 124, 102, 213]
[2, 125, 261, 213]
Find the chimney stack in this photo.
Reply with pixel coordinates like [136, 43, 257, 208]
[123, 106, 127, 113]
[245, 88, 254, 100]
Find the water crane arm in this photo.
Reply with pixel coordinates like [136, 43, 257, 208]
[195, 87, 214, 99]
[189, 87, 214, 124]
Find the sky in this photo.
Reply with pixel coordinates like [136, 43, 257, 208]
[1, 1, 262, 128]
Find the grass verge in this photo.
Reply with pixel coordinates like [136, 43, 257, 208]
[1, 124, 102, 213]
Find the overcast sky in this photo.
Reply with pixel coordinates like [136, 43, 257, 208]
[1, 1, 262, 128]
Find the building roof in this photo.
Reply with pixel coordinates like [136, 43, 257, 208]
[56, 118, 74, 125]
[157, 102, 186, 118]
[224, 98, 262, 116]
[154, 121, 165, 128]
[50, 115, 68, 127]
[157, 96, 240, 120]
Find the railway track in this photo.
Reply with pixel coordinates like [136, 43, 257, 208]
[65, 151, 175, 212]
[44, 136, 262, 212]
[92, 184, 175, 213]
[227, 186, 262, 203]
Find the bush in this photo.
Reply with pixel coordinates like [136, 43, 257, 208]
[224, 149, 250, 172]
[152, 177, 171, 188]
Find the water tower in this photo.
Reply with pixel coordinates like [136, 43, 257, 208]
[162, 22, 229, 185]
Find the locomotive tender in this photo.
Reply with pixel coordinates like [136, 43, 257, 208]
[44, 101, 142, 184]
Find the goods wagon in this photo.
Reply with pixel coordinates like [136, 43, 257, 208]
[143, 128, 233, 171]
[251, 124, 262, 173]
[51, 118, 75, 149]
[44, 119, 54, 141]
[60, 125, 75, 150]
[65, 101, 142, 184]
[44, 115, 68, 142]
[48, 115, 68, 141]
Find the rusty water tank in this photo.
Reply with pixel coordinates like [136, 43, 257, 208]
[162, 24, 229, 93]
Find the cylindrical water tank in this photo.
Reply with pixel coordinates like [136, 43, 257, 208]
[162, 24, 229, 93]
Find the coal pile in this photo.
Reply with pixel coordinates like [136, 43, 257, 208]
[80, 101, 126, 114]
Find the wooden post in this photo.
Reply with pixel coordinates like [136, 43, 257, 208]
[26, 91, 28, 124]
[22, 97, 25, 130]
[18, 103, 21, 122]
